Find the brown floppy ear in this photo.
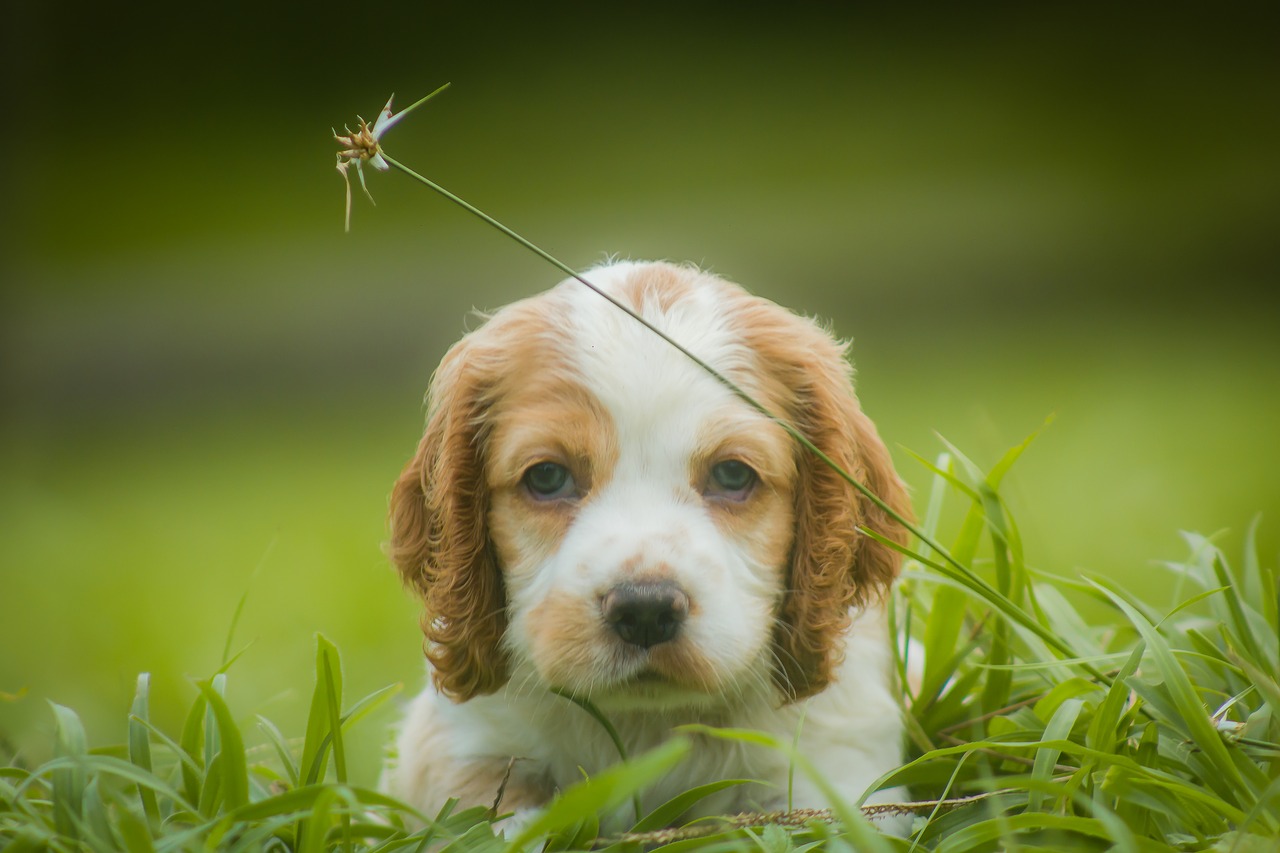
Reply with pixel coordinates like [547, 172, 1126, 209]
[743, 307, 913, 701]
[388, 342, 509, 701]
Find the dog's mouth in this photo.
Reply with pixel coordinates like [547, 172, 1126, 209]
[610, 644, 702, 690]
[609, 654, 716, 696]
[535, 624, 734, 706]
[584, 664, 721, 711]
[624, 668, 670, 686]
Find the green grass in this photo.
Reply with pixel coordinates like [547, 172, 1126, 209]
[3, 435, 1276, 851]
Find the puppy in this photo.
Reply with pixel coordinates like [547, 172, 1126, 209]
[384, 260, 912, 830]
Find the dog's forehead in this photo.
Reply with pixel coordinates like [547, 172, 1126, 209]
[559, 263, 753, 443]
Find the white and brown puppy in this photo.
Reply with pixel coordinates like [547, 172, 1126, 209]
[384, 260, 912, 828]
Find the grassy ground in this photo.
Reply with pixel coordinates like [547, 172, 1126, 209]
[3, 434, 1276, 851]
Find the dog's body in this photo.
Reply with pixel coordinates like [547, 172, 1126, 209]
[384, 261, 911, 828]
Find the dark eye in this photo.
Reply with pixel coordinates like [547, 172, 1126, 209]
[708, 460, 757, 499]
[523, 462, 575, 500]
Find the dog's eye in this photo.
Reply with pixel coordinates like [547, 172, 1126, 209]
[708, 460, 756, 499]
[523, 462, 575, 500]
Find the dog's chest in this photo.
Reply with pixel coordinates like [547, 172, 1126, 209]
[533, 706, 791, 820]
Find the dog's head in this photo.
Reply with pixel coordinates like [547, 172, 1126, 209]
[389, 261, 910, 705]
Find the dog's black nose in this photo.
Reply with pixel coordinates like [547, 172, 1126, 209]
[602, 582, 688, 649]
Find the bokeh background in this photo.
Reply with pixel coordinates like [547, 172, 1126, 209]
[3, 3, 1278, 781]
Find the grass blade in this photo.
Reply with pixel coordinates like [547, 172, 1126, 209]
[49, 702, 87, 841]
[322, 651, 348, 786]
[1027, 697, 1084, 811]
[301, 634, 344, 788]
[197, 679, 249, 812]
[631, 779, 753, 832]
[128, 673, 160, 826]
[178, 690, 207, 808]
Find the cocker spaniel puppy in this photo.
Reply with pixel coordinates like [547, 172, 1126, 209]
[384, 260, 912, 829]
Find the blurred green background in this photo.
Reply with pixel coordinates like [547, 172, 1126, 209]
[3, 4, 1278, 781]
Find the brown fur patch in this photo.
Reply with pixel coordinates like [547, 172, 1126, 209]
[388, 290, 585, 700]
[646, 636, 718, 690]
[720, 286, 913, 701]
[615, 261, 700, 314]
[525, 591, 609, 686]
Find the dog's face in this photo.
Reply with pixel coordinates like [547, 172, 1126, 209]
[390, 262, 910, 705]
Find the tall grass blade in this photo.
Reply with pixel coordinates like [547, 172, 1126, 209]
[205, 672, 227, 770]
[322, 651, 348, 786]
[1028, 697, 1084, 811]
[128, 673, 160, 826]
[178, 691, 207, 808]
[1211, 552, 1269, 670]
[322, 649, 353, 853]
[296, 634, 345, 851]
[197, 679, 249, 811]
[301, 634, 344, 787]
[49, 701, 87, 841]
[631, 779, 753, 832]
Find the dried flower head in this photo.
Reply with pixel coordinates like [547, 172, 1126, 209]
[334, 85, 451, 231]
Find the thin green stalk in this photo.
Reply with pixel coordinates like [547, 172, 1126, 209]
[549, 688, 641, 823]
[396, 84, 453, 117]
[379, 150, 963, 578]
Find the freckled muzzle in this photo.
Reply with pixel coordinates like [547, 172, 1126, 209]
[600, 581, 689, 649]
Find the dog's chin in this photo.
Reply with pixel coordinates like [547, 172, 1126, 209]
[585, 668, 724, 712]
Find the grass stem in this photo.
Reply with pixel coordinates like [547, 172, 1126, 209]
[379, 150, 971, 585]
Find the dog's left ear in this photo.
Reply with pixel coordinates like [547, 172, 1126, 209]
[388, 335, 510, 701]
[732, 294, 912, 701]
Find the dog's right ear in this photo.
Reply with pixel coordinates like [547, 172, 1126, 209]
[388, 340, 510, 701]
